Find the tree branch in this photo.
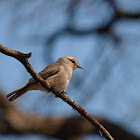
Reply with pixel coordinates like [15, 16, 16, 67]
[0, 44, 114, 140]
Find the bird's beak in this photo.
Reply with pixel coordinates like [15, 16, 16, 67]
[77, 65, 83, 69]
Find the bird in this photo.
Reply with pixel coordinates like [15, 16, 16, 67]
[7, 56, 83, 101]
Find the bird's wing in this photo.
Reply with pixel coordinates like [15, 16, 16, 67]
[27, 62, 60, 85]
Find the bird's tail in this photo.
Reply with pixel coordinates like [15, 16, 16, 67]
[7, 84, 29, 101]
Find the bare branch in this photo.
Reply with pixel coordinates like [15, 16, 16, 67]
[0, 44, 31, 59]
[0, 44, 51, 92]
[0, 44, 114, 140]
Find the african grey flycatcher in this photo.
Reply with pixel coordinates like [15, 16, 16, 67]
[7, 56, 83, 101]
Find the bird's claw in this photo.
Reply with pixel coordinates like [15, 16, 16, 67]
[60, 91, 67, 94]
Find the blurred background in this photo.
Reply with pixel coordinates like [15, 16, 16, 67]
[0, 0, 140, 140]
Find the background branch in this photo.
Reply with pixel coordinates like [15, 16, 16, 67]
[0, 91, 139, 140]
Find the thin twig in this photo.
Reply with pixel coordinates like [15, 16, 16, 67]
[0, 44, 114, 140]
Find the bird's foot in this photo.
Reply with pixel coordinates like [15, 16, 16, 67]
[60, 91, 67, 94]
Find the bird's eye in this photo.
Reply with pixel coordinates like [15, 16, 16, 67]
[70, 59, 75, 64]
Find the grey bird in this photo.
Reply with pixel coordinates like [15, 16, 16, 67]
[7, 56, 83, 101]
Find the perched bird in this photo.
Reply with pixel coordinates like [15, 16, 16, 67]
[7, 56, 83, 101]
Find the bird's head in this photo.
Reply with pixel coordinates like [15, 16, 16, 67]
[58, 56, 83, 70]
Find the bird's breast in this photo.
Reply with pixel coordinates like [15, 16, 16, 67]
[46, 65, 73, 93]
